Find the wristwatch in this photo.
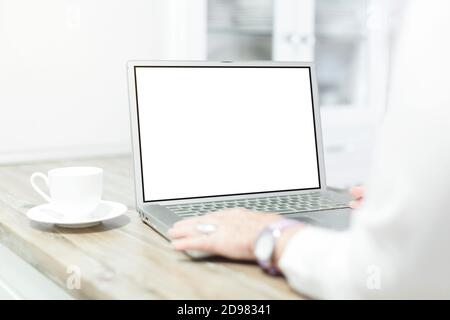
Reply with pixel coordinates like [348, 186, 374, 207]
[253, 219, 301, 275]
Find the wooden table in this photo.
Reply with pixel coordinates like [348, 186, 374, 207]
[0, 156, 302, 299]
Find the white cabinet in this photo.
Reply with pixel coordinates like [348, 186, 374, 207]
[0, 243, 71, 300]
[273, 0, 315, 62]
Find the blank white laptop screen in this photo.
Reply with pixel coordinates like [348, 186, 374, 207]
[134, 66, 321, 202]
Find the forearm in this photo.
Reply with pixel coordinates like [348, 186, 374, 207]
[275, 226, 356, 299]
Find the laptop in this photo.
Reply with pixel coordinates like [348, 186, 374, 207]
[127, 61, 351, 251]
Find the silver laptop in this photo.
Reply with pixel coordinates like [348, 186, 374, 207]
[127, 61, 351, 246]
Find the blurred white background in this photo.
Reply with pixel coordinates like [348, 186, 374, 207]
[0, 0, 403, 188]
[0, 0, 206, 162]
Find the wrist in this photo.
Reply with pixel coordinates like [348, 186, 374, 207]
[253, 219, 304, 274]
[273, 224, 304, 267]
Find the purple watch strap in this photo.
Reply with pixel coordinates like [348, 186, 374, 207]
[257, 219, 301, 275]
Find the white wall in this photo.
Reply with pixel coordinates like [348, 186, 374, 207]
[0, 0, 206, 163]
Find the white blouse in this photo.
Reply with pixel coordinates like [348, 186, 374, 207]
[279, 0, 450, 299]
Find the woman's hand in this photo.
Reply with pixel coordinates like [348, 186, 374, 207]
[168, 208, 282, 260]
[349, 185, 365, 209]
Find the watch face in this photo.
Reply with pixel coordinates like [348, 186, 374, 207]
[254, 230, 275, 262]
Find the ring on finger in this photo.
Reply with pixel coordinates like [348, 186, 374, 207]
[196, 223, 217, 235]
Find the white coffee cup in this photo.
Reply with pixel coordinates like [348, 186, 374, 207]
[30, 166, 103, 217]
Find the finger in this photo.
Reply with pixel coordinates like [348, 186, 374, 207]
[172, 236, 213, 252]
[168, 224, 198, 239]
[350, 186, 364, 200]
[349, 200, 362, 209]
[172, 216, 204, 230]
[170, 214, 220, 239]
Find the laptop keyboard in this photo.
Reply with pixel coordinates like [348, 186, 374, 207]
[166, 192, 349, 217]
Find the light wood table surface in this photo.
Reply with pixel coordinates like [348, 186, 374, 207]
[0, 156, 302, 299]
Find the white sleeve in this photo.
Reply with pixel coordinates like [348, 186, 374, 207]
[279, 227, 355, 299]
[279, 0, 450, 299]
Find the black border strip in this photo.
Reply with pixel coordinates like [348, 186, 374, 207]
[134, 65, 321, 203]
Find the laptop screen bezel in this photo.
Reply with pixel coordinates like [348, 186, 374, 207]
[127, 61, 327, 206]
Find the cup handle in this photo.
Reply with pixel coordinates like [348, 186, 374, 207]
[30, 172, 51, 203]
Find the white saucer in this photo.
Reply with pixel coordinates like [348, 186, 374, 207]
[26, 200, 127, 228]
